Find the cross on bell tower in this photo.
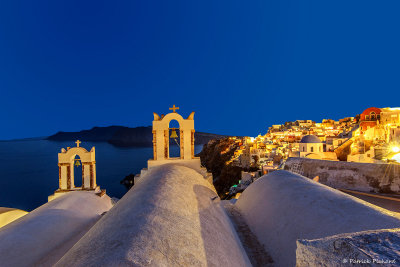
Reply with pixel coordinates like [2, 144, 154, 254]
[75, 140, 81, 147]
[169, 105, 179, 113]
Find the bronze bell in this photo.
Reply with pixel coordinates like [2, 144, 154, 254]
[74, 159, 81, 167]
[170, 128, 178, 139]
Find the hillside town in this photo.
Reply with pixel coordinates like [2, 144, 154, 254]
[2, 106, 400, 266]
[222, 107, 400, 195]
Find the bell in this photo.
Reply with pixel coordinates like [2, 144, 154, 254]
[170, 129, 178, 139]
[74, 159, 81, 167]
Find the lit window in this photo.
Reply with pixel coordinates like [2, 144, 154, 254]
[370, 112, 376, 120]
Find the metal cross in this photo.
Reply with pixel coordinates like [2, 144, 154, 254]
[169, 105, 179, 113]
[75, 140, 81, 147]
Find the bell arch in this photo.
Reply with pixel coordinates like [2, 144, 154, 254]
[168, 119, 182, 158]
[72, 154, 83, 187]
[57, 140, 97, 191]
[152, 106, 195, 161]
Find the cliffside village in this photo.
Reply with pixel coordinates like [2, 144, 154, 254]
[227, 107, 400, 193]
[2, 106, 400, 266]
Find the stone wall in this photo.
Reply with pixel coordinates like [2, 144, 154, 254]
[296, 228, 400, 267]
[284, 157, 400, 193]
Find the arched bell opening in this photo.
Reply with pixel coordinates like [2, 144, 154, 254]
[168, 119, 181, 158]
[72, 154, 83, 188]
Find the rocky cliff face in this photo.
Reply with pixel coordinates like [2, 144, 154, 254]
[199, 138, 252, 197]
[108, 126, 153, 147]
[48, 126, 227, 147]
[47, 126, 124, 142]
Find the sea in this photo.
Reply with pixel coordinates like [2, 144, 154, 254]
[0, 140, 203, 211]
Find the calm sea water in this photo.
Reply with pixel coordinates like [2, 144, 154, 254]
[0, 140, 203, 211]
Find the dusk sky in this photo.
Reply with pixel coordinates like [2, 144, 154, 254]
[1, 1, 400, 140]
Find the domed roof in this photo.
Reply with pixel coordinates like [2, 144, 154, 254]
[361, 107, 381, 115]
[300, 135, 321, 143]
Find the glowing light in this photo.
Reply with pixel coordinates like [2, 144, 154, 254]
[392, 146, 400, 153]
[246, 137, 255, 143]
[392, 154, 400, 163]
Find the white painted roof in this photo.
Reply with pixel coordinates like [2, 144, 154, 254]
[0, 191, 113, 267]
[236, 170, 400, 267]
[56, 164, 251, 267]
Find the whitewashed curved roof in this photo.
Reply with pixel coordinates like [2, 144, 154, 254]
[0, 192, 113, 266]
[56, 164, 251, 266]
[236, 170, 400, 267]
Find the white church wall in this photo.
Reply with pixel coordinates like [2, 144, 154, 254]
[183, 129, 192, 159]
[235, 170, 400, 267]
[60, 166, 67, 189]
[70, 164, 75, 187]
[83, 164, 91, 188]
[93, 164, 97, 187]
[155, 129, 164, 160]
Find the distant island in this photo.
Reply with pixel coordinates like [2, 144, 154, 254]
[47, 126, 228, 147]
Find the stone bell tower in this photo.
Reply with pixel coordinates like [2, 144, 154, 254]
[152, 105, 195, 161]
[48, 140, 105, 201]
[56, 140, 98, 191]
[135, 105, 203, 182]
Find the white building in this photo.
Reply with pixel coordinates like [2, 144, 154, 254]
[299, 135, 337, 160]
[299, 135, 324, 157]
[347, 147, 378, 163]
[296, 120, 314, 128]
[380, 107, 400, 125]
[325, 136, 347, 152]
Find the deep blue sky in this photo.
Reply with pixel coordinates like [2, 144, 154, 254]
[1, 1, 400, 139]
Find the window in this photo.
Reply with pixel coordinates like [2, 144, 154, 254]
[370, 112, 376, 120]
[366, 115, 370, 120]
[311, 146, 314, 152]
[303, 146, 305, 152]
[319, 146, 321, 152]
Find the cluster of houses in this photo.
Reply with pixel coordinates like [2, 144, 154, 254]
[227, 107, 400, 195]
